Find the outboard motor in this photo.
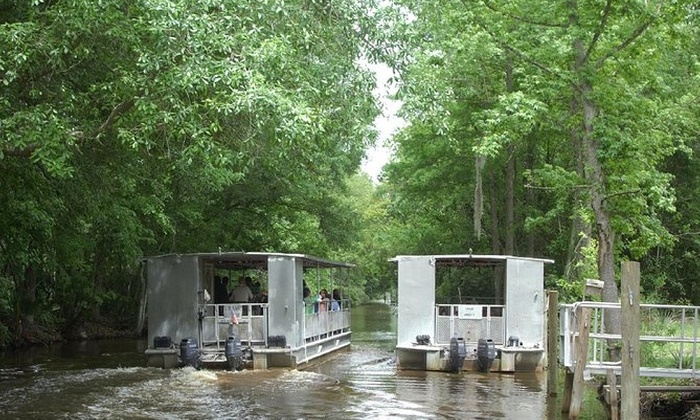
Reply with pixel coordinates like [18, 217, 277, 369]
[476, 338, 496, 372]
[180, 337, 200, 368]
[448, 337, 467, 372]
[225, 335, 243, 371]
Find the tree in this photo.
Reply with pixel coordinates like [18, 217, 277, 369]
[0, 0, 395, 345]
[385, 0, 697, 319]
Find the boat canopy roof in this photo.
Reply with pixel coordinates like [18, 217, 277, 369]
[390, 254, 554, 267]
[146, 251, 354, 270]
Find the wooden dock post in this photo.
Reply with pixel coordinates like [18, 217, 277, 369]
[547, 290, 559, 396]
[620, 261, 640, 420]
[561, 370, 573, 414]
[568, 306, 591, 419]
[606, 369, 619, 420]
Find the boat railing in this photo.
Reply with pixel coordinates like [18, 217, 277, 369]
[200, 303, 268, 350]
[435, 304, 505, 345]
[304, 301, 351, 342]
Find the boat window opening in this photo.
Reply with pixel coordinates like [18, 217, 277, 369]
[435, 263, 504, 306]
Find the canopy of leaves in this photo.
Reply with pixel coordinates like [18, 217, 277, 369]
[0, 0, 397, 346]
[379, 0, 700, 301]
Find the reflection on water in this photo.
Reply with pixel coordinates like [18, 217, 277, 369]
[0, 303, 600, 419]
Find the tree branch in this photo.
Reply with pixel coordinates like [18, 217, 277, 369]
[473, 19, 568, 83]
[602, 188, 643, 203]
[481, 0, 569, 28]
[97, 99, 135, 135]
[595, 19, 654, 68]
[5, 144, 39, 157]
[464, 1, 573, 85]
[584, 0, 613, 63]
[3, 99, 134, 159]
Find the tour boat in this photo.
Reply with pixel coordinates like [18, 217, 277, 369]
[391, 254, 554, 373]
[144, 252, 352, 370]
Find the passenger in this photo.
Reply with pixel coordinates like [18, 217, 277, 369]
[230, 276, 254, 316]
[214, 275, 229, 315]
[214, 275, 229, 304]
[331, 289, 341, 311]
[303, 287, 315, 314]
[230, 276, 254, 303]
[318, 289, 329, 312]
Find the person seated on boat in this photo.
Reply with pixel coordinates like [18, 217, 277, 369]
[331, 289, 341, 311]
[303, 287, 316, 314]
[317, 289, 329, 312]
[230, 276, 255, 315]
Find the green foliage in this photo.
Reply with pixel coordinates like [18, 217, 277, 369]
[0, 0, 396, 346]
[638, 309, 697, 369]
[381, 0, 700, 305]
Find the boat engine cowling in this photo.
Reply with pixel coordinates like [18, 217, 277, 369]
[180, 337, 200, 368]
[476, 338, 496, 372]
[225, 335, 243, 371]
[448, 337, 467, 372]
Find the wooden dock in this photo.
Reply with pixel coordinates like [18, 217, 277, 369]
[556, 261, 700, 419]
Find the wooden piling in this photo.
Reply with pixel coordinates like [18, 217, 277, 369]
[547, 290, 559, 396]
[562, 370, 574, 414]
[568, 306, 591, 419]
[606, 369, 619, 420]
[620, 261, 640, 420]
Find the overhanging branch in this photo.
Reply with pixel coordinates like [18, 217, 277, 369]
[595, 19, 654, 68]
[481, 0, 569, 28]
[584, 0, 613, 63]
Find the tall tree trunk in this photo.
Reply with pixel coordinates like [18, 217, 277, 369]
[576, 55, 620, 335]
[18, 265, 39, 344]
[570, 0, 619, 335]
[134, 262, 147, 336]
[489, 169, 505, 304]
[504, 53, 515, 256]
[524, 135, 536, 257]
[566, 91, 592, 281]
[505, 145, 515, 255]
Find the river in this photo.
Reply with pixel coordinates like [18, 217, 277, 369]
[0, 303, 604, 419]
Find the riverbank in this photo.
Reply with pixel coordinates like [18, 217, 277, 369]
[590, 376, 700, 419]
[640, 389, 700, 419]
[2, 319, 139, 351]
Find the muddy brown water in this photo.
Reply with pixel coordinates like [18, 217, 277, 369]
[0, 303, 604, 419]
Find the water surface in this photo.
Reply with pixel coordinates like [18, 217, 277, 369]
[0, 303, 602, 419]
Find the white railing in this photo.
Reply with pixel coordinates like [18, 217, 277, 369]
[200, 303, 268, 349]
[304, 302, 351, 342]
[201, 301, 350, 349]
[560, 302, 700, 378]
[435, 304, 506, 345]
